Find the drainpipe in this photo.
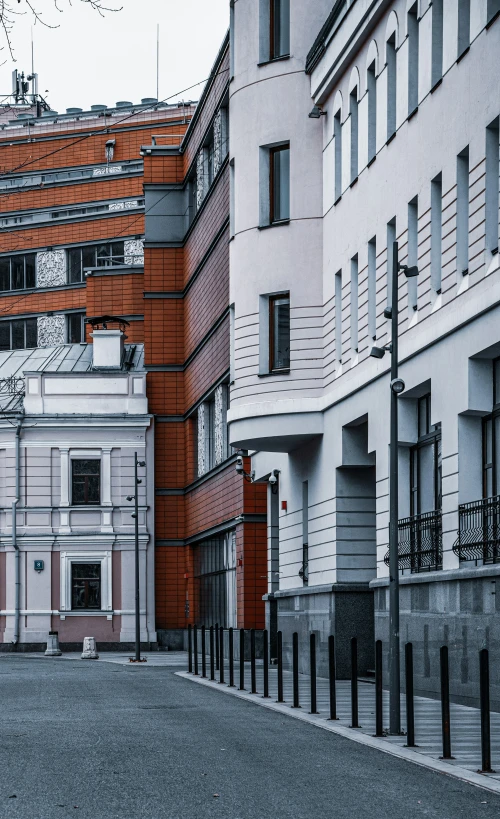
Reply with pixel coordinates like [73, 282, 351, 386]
[12, 418, 22, 646]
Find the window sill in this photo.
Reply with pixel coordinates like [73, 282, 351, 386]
[257, 55, 290, 67]
[349, 176, 358, 188]
[386, 132, 396, 146]
[64, 610, 111, 616]
[258, 369, 290, 378]
[486, 9, 500, 28]
[456, 46, 469, 64]
[430, 78, 442, 94]
[258, 219, 290, 231]
[407, 106, 418, 121]
[334, 195, 342, 206]
[367, 155, 376, 168]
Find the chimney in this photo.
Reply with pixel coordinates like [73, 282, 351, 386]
[91, 328, 124, 369]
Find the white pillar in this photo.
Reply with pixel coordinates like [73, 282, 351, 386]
[60, 448, 69, 506]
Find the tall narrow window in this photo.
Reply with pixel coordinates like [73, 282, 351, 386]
[487, 0, 500, 25]
[485, 118, 500, 254]
[350, 88, 358, 183]
[71, 459, 101, 505]
[71, 563, 101, 610]
[387, 218, 396, 308]
[270, 0, 290, 60]
[482, 359, 500, 499]
[456, 148, 470, 277]
[229, 1, 235, 79]
[300, 481, 309, 586]
[269, 293, 290, 371]
[386, 34, 396, 141]
[408, 197, 419, 311]
[368, 238, 377, 340]
[68, 313, 85, 344]
[350, 255, 359, 354]
[407, 3, 419, 115]
[457, 0, 470, 57]
[367, 62, 377, 163]
[334, 110, 342, 201]
[335, 270, 342, 364]
[269, 144, 290, 223]
[431, 0, 443, 88]
[431, 174, 443, 294]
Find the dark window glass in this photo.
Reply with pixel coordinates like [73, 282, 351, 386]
[270, 145, 290, 223]
[25, 254, 36, 289]
[111, 242, 124, 264]
[482, 360, 500, 498]
[270, 0, 290, 59]
[68, 249, 82, 283]
[0, 323, 10, 351]
[25, 319, 37, 349]
[0, 254, 37, 291]
[270, 294, 290, 371]
[82, 245, 96, 270]
[410, 395, 441, 515]
[71, 563, 101, 610]
[494, 358, 500, 405]
[72, 459, 100, 505]
[68, 313, 84, 344]
[11, 257, 24, 290]
[0, 259, 10, 291]
[11, 320, 25, 349]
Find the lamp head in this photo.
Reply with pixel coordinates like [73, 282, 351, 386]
[370, 346, 386, 360]
[390, 377, 406, 395]
[126, 495, 134, 502]
[309, 105, 326, 119]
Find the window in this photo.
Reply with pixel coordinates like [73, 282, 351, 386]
[407, 198, 418, 311]
[0, 318, 37, 351]
[269, 294, 290, 371]
[485, 118, 500, 254]
[386, 34, 397, 141]
[349, 88, 358, 183]
[71, 563, 101, 610]
[71, 459, 101, 505]
[387, 218, 396, 308]
[431, 174, 443, 294]
[197, 385, 229, 477]
[487, 0, 500, 25]
[0, 253, 36, 292]
[482, 359, 500, 498]
[456, 148, 470, 277]
[368, 238, 377, 339]
[335, 270, 343, 364]
[68, 241, 125, 283]
[269, 144, 290, 223]
[194, 531, 237, 627]
[350, 255, 358, 354]
[410, 395, 442, 517]
[407, 4, 419, 115]
[367, 63, 377, 163]
[270, 0, 290, 60]
[300, 481, 309, 586]
[457, 0, 470, 57]
[334, 111, 342, 201]
[431, 0, 443, 87]
[68, 313, 85, 344]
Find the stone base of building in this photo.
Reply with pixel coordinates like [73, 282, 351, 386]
[0, 641, 158, 653]
[371, 565, 500, 710]
[266, 583, 374, 679]
[158, 628, 265, 659]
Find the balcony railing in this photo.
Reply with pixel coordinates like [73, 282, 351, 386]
[453, 495, 500, 562]
[384, 509, 442, 572]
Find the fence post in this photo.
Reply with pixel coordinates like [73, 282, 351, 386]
[405, 642, 415, 748]
[292, 632, 300, 708]
[479, 648, 494, 773]
[219, 626, 225, 684]
[229, 627, 234, 687]
[440, 645, 453, 759]
[215, 623, 220, 671]
[188, 624, 192, 673]
[201, 626, 206, 678]
[328, 635, 337, 720]
[209, 625, 215, 680]
[263, 629, 269, 698]
[310, 632, 318, 714]
[277, 630, 284, 703]
[375, 639, 383, 736]
[251, 628, 257, 693]
[350, 637, 359, 728]
[193, 625, 199, 676]
[239, 628, 245, 690]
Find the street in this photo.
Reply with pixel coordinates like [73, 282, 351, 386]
[0, 656, 499, 819]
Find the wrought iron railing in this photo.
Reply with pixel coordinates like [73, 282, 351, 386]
[384, 509, 442, 572]
[453, 495, 500, 562]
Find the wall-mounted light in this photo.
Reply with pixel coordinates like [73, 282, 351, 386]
[309, 105, 327, 119]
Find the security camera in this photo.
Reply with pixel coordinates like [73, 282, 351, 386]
[235, 455, 244, 474]
[126, 495, 134, 502]
[269, 473, 277, 486]
[390, 377, 406, 395]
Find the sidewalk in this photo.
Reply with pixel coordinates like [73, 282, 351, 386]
[178, 655, 500, 795]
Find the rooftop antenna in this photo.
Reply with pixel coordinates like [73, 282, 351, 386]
[156, 23, 160, 102]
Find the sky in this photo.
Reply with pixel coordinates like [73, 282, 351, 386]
[0, 0, 230, 113]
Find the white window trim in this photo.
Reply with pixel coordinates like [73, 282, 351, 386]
[60, 448, 112, 507]
[60, 550, 112, 613]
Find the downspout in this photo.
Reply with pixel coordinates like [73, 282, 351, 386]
[12, 418, 22, 646]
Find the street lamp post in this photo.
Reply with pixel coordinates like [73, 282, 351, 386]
[127, 452, 146, 663]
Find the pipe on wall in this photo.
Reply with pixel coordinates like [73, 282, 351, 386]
[12, 418, 22, 645]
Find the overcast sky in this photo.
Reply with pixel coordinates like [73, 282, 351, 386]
[0, 0, 229, 113]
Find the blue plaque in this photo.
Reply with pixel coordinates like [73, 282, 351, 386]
[34, 560, 44, 572]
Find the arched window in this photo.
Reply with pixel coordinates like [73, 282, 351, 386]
[407, 2, 419, 115]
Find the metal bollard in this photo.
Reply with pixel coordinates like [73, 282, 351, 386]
[229, 627, 235, 687]
[193, 625, 199, 676]
[251, 629, 257, 693]
[405, 642, 415, 748]
[310, 633, 318, 714]
[277, 630, 284, 703]
[219, 627, 225, 684]
[239, 628, 245, 690]
[188, 624, 192, 673]
[292, 632, 300, 708]
[479, 649, 494, 773]
[350, 637, 359, 728]
[328, 635, 337, 720]
[263, 629, 269, 698]
[375, 639, 383, 737]
[440, 645, 453, 759]
[215, 623, 220, 671]
[201, 626, 206, 678]
[209, 625, 215, 681]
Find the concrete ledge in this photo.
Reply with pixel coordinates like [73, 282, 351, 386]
[272, 582, 371, 598]
[370, 564, 500, 587]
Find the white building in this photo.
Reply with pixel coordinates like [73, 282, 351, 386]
[229, 0, 500, 698]
[0, 323, 155, 649]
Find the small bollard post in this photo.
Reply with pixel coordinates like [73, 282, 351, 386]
[215, 622, 220, 671]
[405, 642, 415, 748]
[209, 625, 215, 680]
[440, 645, 453, 759]
[310, 632, 318, 714]
[219, 626, 225, 684]
[479, 648, 494, 773]
[351, 637, 359, 728]
[292, 632, 300, 708]
[239, 628, 245, 690]
[263, 629, 269, 698]
[251, 628, 257, 693]
[375, 639, 383, 737]
[193, 625, 199, 676]
[201, 626, 206, 678]
[277, 630, 284, 703]
[229, 627, 235, 687]
[188, 624, 192, 673]
[328, 635, 337, 720]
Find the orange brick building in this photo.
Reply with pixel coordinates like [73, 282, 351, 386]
[0, 34, 266, 646]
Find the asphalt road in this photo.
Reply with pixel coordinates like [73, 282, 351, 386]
[0, 656, 499, 819]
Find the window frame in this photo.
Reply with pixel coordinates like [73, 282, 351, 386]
[482, 358, 500, 498]
[67, 241, 125, 284]
[0, 253, 36, 292]
[71, 562, 102, 611]
[0, 317, 38, 351]
[269, 0, 290, 61]
[410, 395, 442, 516]
[71, 458, 101, 506]
[269, 292, 290, 373]
[269, 143, 290, 224]
[60, 551, 112, 614]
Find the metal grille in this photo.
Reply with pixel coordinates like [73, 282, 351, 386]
[453, 495, 500, 562]
[384, 509, 442, 572]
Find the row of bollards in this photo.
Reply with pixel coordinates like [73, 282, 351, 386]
[187, 625, 495, 773]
